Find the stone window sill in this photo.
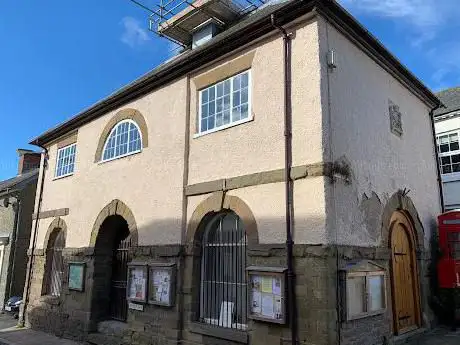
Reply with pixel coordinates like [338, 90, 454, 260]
[189, 322, 248, 344]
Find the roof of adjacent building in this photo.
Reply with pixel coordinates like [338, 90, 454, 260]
[434, 87, 460, 117]
[0, 169, 39, 196]
[30, 0, 441, 146]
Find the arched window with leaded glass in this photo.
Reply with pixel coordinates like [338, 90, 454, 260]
[200, 211, 247, 330]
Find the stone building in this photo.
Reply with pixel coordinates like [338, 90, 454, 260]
[22, 1, 442, 345]
[0, 149, 39, 310]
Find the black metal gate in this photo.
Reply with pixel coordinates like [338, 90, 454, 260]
[48, 229, 65, 296]
[110, 234, 132, 321]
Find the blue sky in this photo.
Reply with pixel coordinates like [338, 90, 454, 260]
[0, 0, 458, 180]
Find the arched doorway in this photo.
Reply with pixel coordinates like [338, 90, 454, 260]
[389, 211, 421, 335]
[92, 215, 132, 322]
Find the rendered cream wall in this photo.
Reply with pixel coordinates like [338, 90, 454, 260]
[32, 17, 327, 249]
[34, 78, 188, 249]
[319, 18, 441, 247]
[188, 19, 324, 184]
[186, 177, 327, 244]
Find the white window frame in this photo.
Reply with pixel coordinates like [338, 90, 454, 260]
[196, 70, 252, 137]
[101, 119, 143, 163]
[54, 143, 77, 179]
[345, 271, 387, 321]
[437, 130, 460, 178]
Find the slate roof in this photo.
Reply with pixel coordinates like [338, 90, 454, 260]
[0, 169, 39, 195]
[434, 87, 460, 117]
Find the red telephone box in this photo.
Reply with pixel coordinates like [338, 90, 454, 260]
[438, 211, 460, 288]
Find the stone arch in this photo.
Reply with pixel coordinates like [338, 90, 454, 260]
[89, 199, 138, 247]
[94, 108, 149, 162]
[43, 217, 67, 251]
[381, 190, 424, 249]
[187, 192, 259, 247]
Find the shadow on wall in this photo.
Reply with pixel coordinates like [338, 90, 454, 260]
[21, 209, 437, 345]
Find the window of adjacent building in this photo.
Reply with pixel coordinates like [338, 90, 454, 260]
[45, 229, 65, 297]
[198, 70, 251, 134]
[345, 272, 386, 320]
[200, 211, 247, 330]
[437, 132, 460, 174]
[55, 144, 76, 178]
[102, 120, 142, 161]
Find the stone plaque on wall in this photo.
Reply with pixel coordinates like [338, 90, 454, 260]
[389, 100, 403, 137]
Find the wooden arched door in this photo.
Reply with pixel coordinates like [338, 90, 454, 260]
[390, 211, 421, 334]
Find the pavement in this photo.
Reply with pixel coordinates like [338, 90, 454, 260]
[0, 311, 459, 345]
[404, 327, 460, 345]
[0, 313, 84, 345]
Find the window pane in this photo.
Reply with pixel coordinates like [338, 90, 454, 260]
[443, 165, 452, 174]
[217, 83, 223, 97]
[441, 144, 450, 153]
[223, 111, 230, 125]
[241, 88, 248, 104]
[441, 156, 451, 165]
[241, 72, 249, 88]
[440, 135, 449, 144]
[241, 104, 248, 119]
[233, 75, 241, 90]
[216, 113, 223, 127]
[232, 107, 241, 122]
[233, 91, 241, 106]
[453, 164, 460, 172]
[202, 89, 208, 103]
[347, 276, 366, 317]
[368, 276, 385, 312]
[201, 119, 208, 132]
[202, 104, 208, 118]
[208, 116, 215, 130]
[224, 80, 231, 94]
[450, 133, 458, 142]
[209, 102, 216, 115]
[209, 87, 215, 101]
[451, 142, 460, 151]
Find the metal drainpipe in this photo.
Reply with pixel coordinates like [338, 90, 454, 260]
[7, 197, 21, 302]
[270, 14, 298, 345]
[429, 104, 445, 213]
[19, 147, 48, 327]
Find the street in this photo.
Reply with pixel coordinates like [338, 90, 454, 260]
[0, 313, 83, 345]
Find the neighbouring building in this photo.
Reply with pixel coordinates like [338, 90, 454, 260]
[0, 149, 39, 310]
[434, 87, 460, 211]
[22, 1, 442, 345]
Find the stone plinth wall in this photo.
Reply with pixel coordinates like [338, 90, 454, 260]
[22, 244, 432, 345]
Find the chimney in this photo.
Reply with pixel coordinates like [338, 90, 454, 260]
[17, 149, 41, 175]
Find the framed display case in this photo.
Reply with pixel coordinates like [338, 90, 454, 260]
[246, 266, 287, 324]
[127, 263, 148, 303]
[148, 263, 176, 307]
[68, 262, 86, 292]
[340, 260, 387, 321]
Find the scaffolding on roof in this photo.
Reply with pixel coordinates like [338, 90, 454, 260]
[129, 0, 268, 47]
